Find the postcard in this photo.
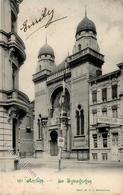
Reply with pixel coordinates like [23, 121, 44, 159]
[0, 0, 123, 194]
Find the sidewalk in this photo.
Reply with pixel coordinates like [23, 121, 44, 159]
[19, 157, 123, 169]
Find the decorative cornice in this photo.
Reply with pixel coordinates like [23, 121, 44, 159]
[89, 69, 120, 84]
[33, 69, 51, 83]
[68, 47, 104, 68]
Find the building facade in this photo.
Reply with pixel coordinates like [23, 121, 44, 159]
[33, 11, 123, 162]
[0, 0, 31, 171]
[89, 63, 123, 162]
[33, 12, 103, 160]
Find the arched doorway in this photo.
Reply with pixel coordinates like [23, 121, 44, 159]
[50, 131, 58, 156]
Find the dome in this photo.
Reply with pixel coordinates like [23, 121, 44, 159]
[38, 43, 55, 58]
[76, 15, 96, 36]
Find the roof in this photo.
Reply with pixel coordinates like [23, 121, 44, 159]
[76, 16, 97, 36]
[51, 59, 69, 74]
[38, 43, 55, 58]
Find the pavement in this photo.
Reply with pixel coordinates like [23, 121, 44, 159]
[18, 157, 123, 170]
[0, 157, 123, 195]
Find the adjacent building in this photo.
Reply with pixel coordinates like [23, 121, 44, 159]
[89, 63, 123, 161]
[0, 0, 31, 170]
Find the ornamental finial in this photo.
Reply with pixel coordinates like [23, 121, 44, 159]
[85, 6, 87, 17]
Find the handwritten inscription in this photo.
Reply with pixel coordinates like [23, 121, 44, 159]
[20, 7, 67, 39]
[20, 8, 54, 32]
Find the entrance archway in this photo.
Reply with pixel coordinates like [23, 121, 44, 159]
[51, 86, 70, 119]
[50, 131, 58, 156]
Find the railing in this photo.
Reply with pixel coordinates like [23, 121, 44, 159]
[47, 68, 71, 82]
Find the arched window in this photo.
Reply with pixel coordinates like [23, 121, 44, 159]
[76, 105, 84, 135]
[80, 110, 84, 134]
[78, 44, 81, 51]
[76, 110, 80, 135]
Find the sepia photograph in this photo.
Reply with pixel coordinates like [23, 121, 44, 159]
[0, 0, 123, 194]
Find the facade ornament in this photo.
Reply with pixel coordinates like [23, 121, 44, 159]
[9, 47, 15, 58]
[9, 48, 18, 66]
[8, 107, 18, 122]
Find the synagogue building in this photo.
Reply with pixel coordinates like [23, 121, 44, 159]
[32, 11, 123, 162]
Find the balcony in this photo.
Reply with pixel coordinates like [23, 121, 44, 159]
[1, 90, 30, 114]
[96, 123, 110, 132]
[8, 32, 26, 65]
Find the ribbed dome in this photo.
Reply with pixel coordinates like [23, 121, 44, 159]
[76, 16, 96, 36]
[38, 43, 55, 58]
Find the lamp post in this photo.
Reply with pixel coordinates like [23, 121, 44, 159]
[58, 111, 68, 171]
[37, 114, 48, 155]
[58, 115, 63, 171]
[58, 71, 68, 170]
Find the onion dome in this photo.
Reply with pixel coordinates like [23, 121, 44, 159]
[38, 43, 55, 58]
[76, 11, 96, 36]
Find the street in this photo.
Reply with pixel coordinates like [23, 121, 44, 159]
[0, 158, 123, 195]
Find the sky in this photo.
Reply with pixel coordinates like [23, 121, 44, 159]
[18, 0, 123, 101]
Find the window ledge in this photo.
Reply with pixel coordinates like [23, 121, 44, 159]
[74, 135, 85, 138]
[36, 139, 43, 141]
